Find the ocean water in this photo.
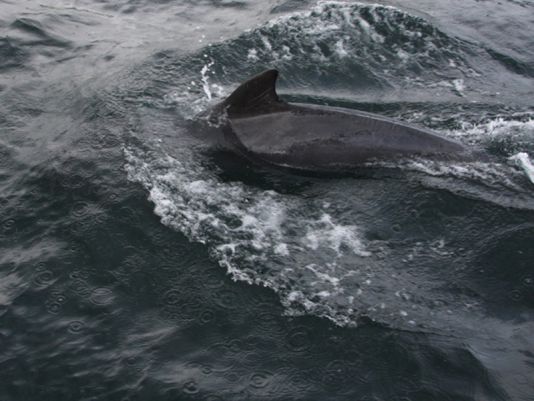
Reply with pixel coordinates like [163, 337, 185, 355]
[1, 0, 534, 400]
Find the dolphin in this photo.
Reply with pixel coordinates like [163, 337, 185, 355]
[205, 69, 476, 172]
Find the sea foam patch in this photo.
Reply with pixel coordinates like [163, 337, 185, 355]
[509, 152, 534, 184]
[124, 145, 381, 326]
[158, 0, 480, 115]
[124, 137, 511, 331]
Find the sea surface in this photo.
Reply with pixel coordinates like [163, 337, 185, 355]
[1, 0, 534, 400]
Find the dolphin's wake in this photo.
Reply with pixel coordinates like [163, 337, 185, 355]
[124, 1, 534, 332]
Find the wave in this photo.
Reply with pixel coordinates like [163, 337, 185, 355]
[145, 0, 488, 116]
[193, 1, 477, 92]
[123, 1, 534, 331]
[124, 131, 534, 331]
[125, 144, 375, 327]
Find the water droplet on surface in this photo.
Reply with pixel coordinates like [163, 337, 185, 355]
[90, 288, 114, 305]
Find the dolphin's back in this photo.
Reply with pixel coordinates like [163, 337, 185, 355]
[213, 69, 473, 172]
[228, 103, 469, 170]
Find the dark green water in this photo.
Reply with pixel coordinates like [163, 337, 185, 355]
[1, 1, 534, 400]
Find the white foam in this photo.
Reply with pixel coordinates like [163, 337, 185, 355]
[452, 78, 465, 95]
[247, 48, 259, 61]
[447, 116, 534, 144]
[304, 214, 371, 257]
[396, 48, 409, 62]
[164, 0, 486, 121]
[259, 33, 272, 51]
[128, 140, 505, 328]
[274, 243, 290, 256]
[243, 0, 471, 92]
[334, 39, 348, 58]
[200, 62, 214, 101]
[162, 61, 230, 120]
[509, 152, 534, 184]
[124, 146, 374, 328]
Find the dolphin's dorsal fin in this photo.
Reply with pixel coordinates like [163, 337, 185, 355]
[223, 69, 283, 116]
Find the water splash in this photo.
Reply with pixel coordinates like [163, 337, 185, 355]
[509, 152, 534, 184]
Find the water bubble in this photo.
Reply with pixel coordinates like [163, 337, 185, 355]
[1, 219, 16, 235]
[182, 380, 199, 394]
[100, 186, 121, 205]
[224, 371, 241, 383]
[255, 311, 281, 330]
[227, 339, 242, 353]
[55, 294, 67, 304]
[68, 320, 85, 334]
[126, 356, 137, 366]
[159, 309, 181, 322]
[286, 326, 312, 352]
[71, 201, 91, 218]
[69, 279, 91, 297]
[33, 270, 54, 287]
[202, 274, 225, 289]
[214, 289, 239, 310]
[407, 208, 419, 218]
[35, 262, 47, 272]
[250, 371, 271, 388]
[163, 289, 181, 305]
[509, 289, 523, 302]
[69, 269, 90, 280]
[201, 365, 212, 375]
[200, 309, 215, 324]
[90, 288, 114, 305]
[46, 302, 62, 314]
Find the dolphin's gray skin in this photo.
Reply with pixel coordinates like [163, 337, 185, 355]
[207, 69, 475, 172]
